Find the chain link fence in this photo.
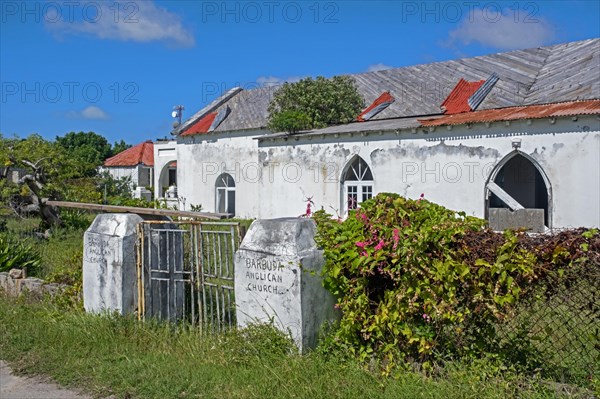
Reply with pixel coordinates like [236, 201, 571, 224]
[496, 258, 599, 386]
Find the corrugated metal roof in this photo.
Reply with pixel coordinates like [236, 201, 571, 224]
[104, 141, 154, 167]
[179, 38, 599, 135]
[441, 79, 485, 114]
[419, 100, 600, 127]
[180, 112, 218, 136]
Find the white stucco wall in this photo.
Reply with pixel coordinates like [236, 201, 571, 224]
[103, 164, 153, 191]
[176, 115, 600, 228]
[153, 140, 178, 199]
[176, 130, 263, 217]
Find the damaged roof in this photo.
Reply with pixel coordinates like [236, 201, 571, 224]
[177, 38, 599, 137]
[104, 141, 154, 167]
[419, 99, 600, 127]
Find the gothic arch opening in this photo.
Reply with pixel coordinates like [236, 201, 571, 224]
[486, 152, 551, 231]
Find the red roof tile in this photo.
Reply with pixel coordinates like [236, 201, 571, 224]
[180, 112, 218, 136]
[419, 100, 600, 127]
[441, 78, 485, 114]
[357, 92, 395, 121]
[104, 140, 154, 167]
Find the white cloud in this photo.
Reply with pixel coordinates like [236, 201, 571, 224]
[47, 1, 194, 47]
[256, 76, 305, 87]
[447, 8, 555, 50]
[67, 105, 109, 120]
[366, 63, 393, 72]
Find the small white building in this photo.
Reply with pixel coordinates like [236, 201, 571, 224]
[167, 38, 600, 230]
[103, 140, 154, 198]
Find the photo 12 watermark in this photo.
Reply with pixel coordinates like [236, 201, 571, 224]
[1, 1, 139, 24]
[1, 81, 139, 104]
[399, 1, 540, 23]
[195, 160, 514, 186]
[200, 1, 339, 24]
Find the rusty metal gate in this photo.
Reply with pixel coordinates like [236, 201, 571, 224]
[136, 220, 240, 332]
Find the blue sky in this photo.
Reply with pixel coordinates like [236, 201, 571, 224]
[1, 0, 599, 145]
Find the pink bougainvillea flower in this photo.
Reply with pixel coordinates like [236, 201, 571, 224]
[374, 239, 385, 251]
[361, 251, 368, 257]
[356, 241, 367, 248]
[418, 193, 425, 201]
[392, 229, 400, 249]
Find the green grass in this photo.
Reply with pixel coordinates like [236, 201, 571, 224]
[0, 297, 595, 399]
[1, 221, 85, 279]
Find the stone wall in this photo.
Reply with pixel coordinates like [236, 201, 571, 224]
[0, 269, 67, 298]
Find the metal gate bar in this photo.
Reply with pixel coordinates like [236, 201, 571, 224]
[136, 220, 239, 333]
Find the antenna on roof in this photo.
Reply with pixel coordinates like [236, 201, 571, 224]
[171, 105, 184, 127]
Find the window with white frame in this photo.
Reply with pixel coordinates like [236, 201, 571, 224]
[342, 157, 373, 214]
[216, 173, 235, 216]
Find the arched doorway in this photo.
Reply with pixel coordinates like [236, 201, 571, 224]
[486, 152, 551, 231]
[158, 161, 177, 199]
[341, 156, 374, 215]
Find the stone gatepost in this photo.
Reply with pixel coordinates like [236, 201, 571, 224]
[234, 218, 337, 352]
[83, 213, 143, 314]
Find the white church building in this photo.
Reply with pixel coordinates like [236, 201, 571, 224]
[154, 38, 600, 231]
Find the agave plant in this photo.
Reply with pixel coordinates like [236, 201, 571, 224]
[0, 234, 42, 274]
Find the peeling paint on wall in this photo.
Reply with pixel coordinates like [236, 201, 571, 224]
[370, 141, 501, 164]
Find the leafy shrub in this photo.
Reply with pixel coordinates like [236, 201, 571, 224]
[313, 193, 598, 374]
[0, 234, 42, 274]
[59, 209, 93, 230]
[267, 76, 364, 132]
[267, 110, 311, 133]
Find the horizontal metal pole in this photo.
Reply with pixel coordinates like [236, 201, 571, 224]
[46, 200, 228, 220]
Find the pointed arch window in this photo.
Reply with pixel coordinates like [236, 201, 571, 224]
[342, 157, 373, 214]
[216, 173, 235, 216]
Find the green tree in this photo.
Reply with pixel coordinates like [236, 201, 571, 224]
[111, 139, 131, 156]
[0, 134, 75, 227]
[56, 131, 112, 177]
[267, 76, 365, 133]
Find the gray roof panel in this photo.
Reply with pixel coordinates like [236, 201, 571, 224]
[179, 38, 599, 136]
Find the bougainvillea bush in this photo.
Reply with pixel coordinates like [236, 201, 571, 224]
[313, 193, 599, 374]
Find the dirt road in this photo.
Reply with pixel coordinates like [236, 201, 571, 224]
[0, 360, 91, 399]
